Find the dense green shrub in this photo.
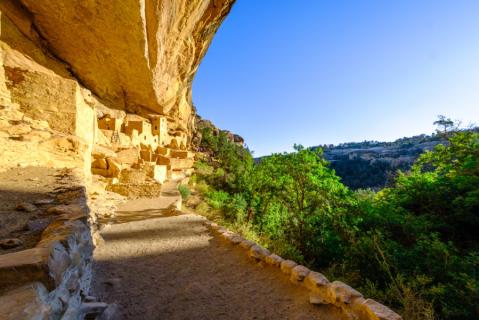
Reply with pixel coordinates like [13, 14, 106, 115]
[206, 190, 230, 209]
[178, 184, 191, 200]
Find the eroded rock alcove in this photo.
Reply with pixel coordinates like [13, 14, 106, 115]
[0, 0, 234, 318]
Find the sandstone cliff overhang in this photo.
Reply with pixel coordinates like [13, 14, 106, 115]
[16, 0, 235, 118]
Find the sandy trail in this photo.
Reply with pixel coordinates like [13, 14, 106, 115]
[92, 199, 345, 320]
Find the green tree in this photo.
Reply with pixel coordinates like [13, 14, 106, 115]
[433, 115, 455, 135]
[253, 145, 353, 263]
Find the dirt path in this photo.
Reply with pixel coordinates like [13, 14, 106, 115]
[92, 199, 346, 320]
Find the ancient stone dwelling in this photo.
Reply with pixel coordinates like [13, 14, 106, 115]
[93, 112, 193, 186]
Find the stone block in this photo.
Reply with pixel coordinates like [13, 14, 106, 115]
[170, 149, 194, 159]
[280, 260, 298, 275]
[221, 232, 243, 245]
[290, 265, 310, 283]
[140, 149, 154, 162]
[170, 158, 194, 170]
[265, 254, 283, 267]
[304, 271, 329, 291]
[327, 281, 363, 305]
[156, 155, 171, 165]
[248, 245, 271, 261]
[351, 298, 403, 320]
[91, 167, 109, 177]
[46, 204, 87, 218]
[239, 239, 256, 250]
[15, 202, 37, 212]
[156, 146, 170, 156]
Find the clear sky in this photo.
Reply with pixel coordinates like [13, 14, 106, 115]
[193, 1, 479, 156]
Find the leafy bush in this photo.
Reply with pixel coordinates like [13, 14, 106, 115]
[225, 193, 248, 223]
[206, 190, 230, 209]
[178, 185, 191, 200]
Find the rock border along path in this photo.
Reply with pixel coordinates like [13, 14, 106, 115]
[205, 220, 402, 320]
[0, 168, 105, 319]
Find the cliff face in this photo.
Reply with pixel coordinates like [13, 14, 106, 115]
[0, 0, 234, 172]
[4, 0, 234, 139]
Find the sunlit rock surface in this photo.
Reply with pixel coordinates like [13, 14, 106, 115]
[18, 0, 235, 138]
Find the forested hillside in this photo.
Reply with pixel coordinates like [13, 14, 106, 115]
[318, 134, 446, 189]
[187, 125, 479, 320]
[314, 128, 478, 190]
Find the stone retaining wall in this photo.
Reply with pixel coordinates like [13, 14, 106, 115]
[0, 181, 109, 319]
[203, 219, 402, 320]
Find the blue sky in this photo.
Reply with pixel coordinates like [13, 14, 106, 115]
[193, 1, 479, 156]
